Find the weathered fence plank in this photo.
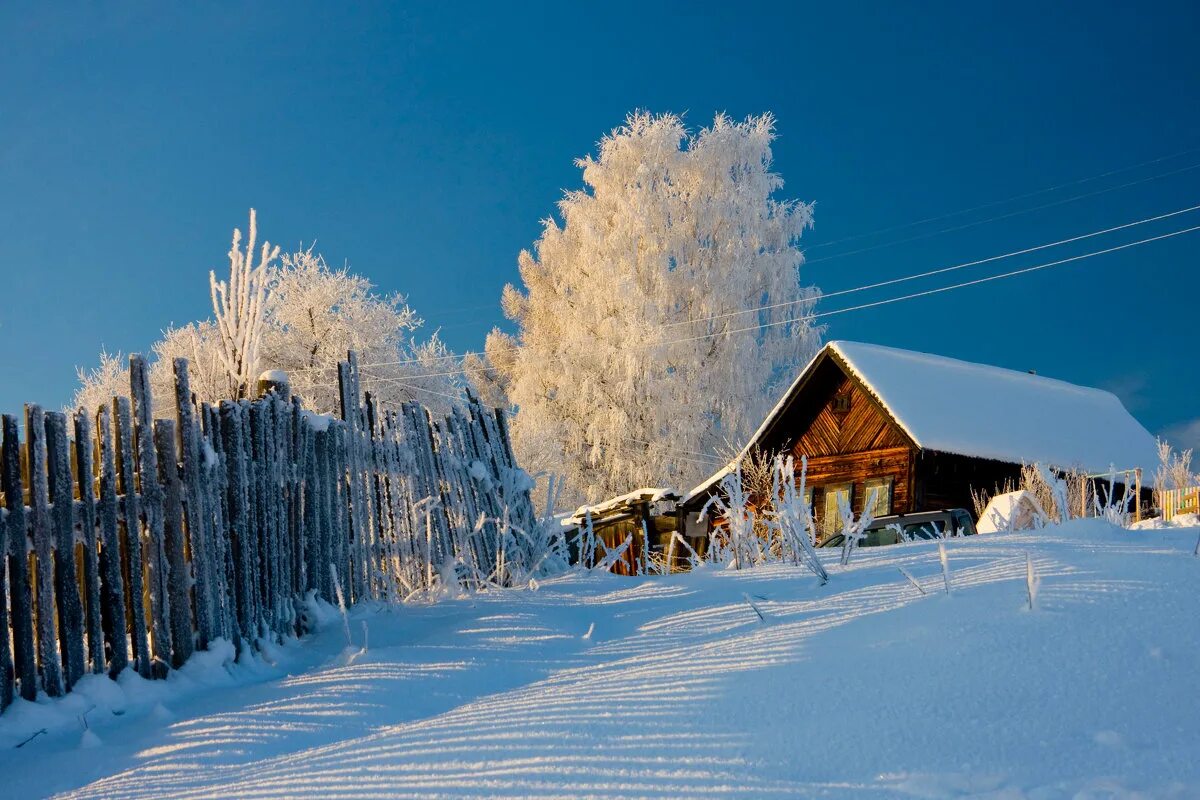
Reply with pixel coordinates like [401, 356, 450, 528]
[114, 396, 152, 678]
[154, 420, 193, 668]
[2, 415, 36, 702]
[0, 422, 12, 709]
[131, 355, 172, 675]
[46, 411, 87, 690]
[73, 410, 105, 675]
[27, 404, 64, 696]
[175, 360, 215, 650]
[95, 405, 130, 676]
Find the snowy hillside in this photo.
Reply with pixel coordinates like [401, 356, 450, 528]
[2, 520, 1198, 798]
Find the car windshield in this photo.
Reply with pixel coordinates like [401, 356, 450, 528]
[903, 519, 946, 540]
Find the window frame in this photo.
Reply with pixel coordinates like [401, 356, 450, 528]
[822, 482, 854, 536]
[863, 476, 893, 519]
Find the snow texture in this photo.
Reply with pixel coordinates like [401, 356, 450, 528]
[3, 519, 1197, 798]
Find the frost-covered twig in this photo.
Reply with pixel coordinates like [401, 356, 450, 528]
[939, 542, 952, 595]
[210, 209, 280, 398]
[768, 455, 828, 582]
[838, 488, 878, 566]
[897, 566, 926, 596]
[1025, 552, 1039, 610]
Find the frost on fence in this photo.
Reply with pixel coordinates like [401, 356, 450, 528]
[0, 350, 555, 715]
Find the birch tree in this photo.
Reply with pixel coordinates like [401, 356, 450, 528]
[483, 112, 823, 505]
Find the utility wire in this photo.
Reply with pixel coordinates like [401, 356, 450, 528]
[805, 161, 1200, 264]
[307, 204, 1200, 382]
[806, 143, 1200, 250]
[321, 221, 1200, 389]
[663, 202, 1200, 328]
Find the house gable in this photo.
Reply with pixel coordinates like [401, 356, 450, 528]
[756, 351, 914, 459]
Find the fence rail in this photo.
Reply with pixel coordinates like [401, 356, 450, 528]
[0, 352, 537, 713]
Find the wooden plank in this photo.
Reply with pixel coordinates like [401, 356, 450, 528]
[0, 420, 13, 708]
[300, 421, 318, 596]
[73, 411, 105, 674]
[95, 405, 129, 676]
[2, 415, 37, 701]
[113, 397, 151, 678]
[45, 411, 86, 690]
[174, 360, 215, 649]
[154, 420, 193, 668]
[130, 355, 171, 675]
[27, 405, 65, 696]
[220, 401, 251, 647]
[244, 400, 264, 638]
[201, 403, 233, 642]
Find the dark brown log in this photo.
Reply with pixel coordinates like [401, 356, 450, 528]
[73, 411, 105, 674]
[95, 405, 129, 676]
[154, 420, 193, 668]
[2, 415, 36, 702]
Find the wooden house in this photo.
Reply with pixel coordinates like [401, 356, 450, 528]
[681, 341, 1160, 538]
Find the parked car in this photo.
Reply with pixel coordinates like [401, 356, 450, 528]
[818, 509, 977, 549]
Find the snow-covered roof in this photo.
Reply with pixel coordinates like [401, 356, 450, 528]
[565, 487, 681, 526]
[685, 341, 1159, 503]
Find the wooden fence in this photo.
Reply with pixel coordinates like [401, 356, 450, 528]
[0, 352, 539, 713]
[1159, 486, 1200, 521]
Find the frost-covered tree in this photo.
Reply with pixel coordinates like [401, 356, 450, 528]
[211, 209, 279, 399]
[74, 225, 463, 417]
[261, 247, 463, 416]
[483, 111, 822, 504]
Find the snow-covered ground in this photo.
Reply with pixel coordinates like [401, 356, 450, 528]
[3, 519, 1198, 799]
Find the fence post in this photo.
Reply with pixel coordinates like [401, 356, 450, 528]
[154, 420, 193, 668]
[0, 427, 12, 708]
[2, 415, 36, 702]
[73, 410, 105, 674]
[95, 405, 129, 676]
[220, 400, 251, 649]
[27, 405, 64, 696]
[114, 396, 152, 678]
[46, 411, 87, 690]
[174, 360, 215, 650]
[130, 355, 172, 676]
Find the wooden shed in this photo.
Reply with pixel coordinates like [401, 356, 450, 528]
[562, 488, 707, 574]
[681, 341, 1160, 538]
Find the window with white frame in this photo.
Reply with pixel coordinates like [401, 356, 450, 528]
[864, 477, 893, 518]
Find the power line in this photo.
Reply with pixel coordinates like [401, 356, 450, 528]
[805, 160, 1200, 264]
[663, 202, 1200, 328]
[806, 143, 1200, 250]
[288, 149, 1200, 379]
[324, 221, 1200, 389]
[309, 203, 1200, 382]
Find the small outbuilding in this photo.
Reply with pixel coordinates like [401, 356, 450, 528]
[682, 341, 1159, 538]
[562, 488, 707, 574]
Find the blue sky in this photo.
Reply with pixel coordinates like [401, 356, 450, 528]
[2, 2, 1198, 447]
